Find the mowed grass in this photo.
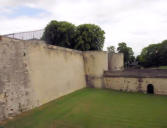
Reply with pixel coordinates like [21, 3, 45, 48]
[159, 66, 167, 69]
[2, 88, 167, 128]
[151, 66, 167, 69]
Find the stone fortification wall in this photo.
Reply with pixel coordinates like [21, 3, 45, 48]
[26, 40, 86, 106]
[1, 36, 167, 123]
[108, 53, 124, 71]
[104, 69, 167, 95]
[0, 37, 86, 121]
[83, 51, 108, 88]
[104, 77, 167, 95]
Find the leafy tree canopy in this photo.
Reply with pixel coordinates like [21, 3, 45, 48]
[137, 44, 160, 67]
[42, 20, 76, 49]
[107, 46, 115, 53]
[137, 40, 167, 67]
[117, 42, 135, 65]
[159, 40, 167, 65]
[42, 21, 105, 51]
[74, 24, 105, 51]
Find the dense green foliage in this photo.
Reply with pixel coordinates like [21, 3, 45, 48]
[117, 42, 135, 66]
[137, 40, 167, 67]
[3, 88, 167, 128]
[159, 40, 167, 65]
[74, 24, 105, 51]
[42, 21, 76, 49]
[42, 21, 105, 51]
[107, 46, 115, 53]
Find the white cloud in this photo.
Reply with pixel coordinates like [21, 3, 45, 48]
[0, 0, 167, 55]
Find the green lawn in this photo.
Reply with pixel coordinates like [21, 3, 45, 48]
[2, 88, 167, 128]
[151, 66, 167, 69]
[159, 66, 167, 69]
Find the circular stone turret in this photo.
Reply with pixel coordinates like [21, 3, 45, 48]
[108, 53, 124, 71]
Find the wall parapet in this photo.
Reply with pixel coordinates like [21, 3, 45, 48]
[104, 69, 167, 78]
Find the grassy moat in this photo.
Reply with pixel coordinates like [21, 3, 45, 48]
[2, 88, 167, 128]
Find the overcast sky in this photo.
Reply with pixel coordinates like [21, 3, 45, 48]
[1, 0, 167, 55]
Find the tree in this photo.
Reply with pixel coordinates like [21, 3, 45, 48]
[117, 42, 135, 66]
[42, 21, 105, 51]
[42, 20, 76, 49]
[137, 43, 161, 67]
[107, 46, 115, 53]
[137, 40, 167, 67]
[74, 24, 105, 51]
[159, 40, 167, 65]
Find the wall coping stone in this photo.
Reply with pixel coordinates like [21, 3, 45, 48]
[104, 69, 167, 78]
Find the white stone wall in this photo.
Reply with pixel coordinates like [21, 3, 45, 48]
[104, 77, 167, 95]
[0, 37, 86, 121]
[108, 53, 124, 71]
[83, 51, 108, 88]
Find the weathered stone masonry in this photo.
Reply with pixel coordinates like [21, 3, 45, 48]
[0, 37, 87, 121]
[103, 69, 167, 95]
[0, 38, 34, 120]
[0, 36, 167, 122]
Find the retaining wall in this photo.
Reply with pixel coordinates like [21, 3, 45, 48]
[83, 51, 108, 88]
[0, 37, 86, 121]
[104, 69, 167, 95]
